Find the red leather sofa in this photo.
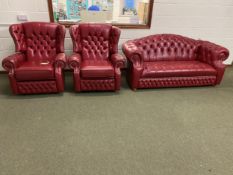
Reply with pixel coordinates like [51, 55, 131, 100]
[123, 34, 229, 90]
[2, 22, 66, 94]
[69, 23, 125, 92]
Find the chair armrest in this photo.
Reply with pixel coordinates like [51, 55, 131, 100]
[110, 54, 126, 68]
[198, 40, 229, 66]
[54, 53, 66, 69]
[122, 41, 143, 67]
[68, 53, 82, 69]
[2, 53, 26, 72]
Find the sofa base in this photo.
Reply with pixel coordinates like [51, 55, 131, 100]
[138, 76, 217, 89]
[16, 81, 59, 94]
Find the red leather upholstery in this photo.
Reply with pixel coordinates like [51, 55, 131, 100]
[69, 23, 125, 92]
[15, 62, 54, 81]
[2, 22, 66, 94]
[142, 61, 217, 78]
[81, 60, 114, 78]
[122, 34, 229, 90]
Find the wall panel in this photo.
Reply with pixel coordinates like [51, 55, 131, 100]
[0, 0, 232, 71]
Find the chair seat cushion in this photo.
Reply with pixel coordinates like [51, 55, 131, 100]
[81, 60, 114, 78]
[15, 61, 55, 81]
[142, 61, 217, 78]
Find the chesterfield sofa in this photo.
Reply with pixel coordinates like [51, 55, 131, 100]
[123, 34, 229, 90]
[69, 23, 125, 92]
[2, 22, 66, 94]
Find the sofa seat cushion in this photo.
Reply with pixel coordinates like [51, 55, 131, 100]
[15, 61, 55, 81]
[142, 61, 217, 78]
[81, 60, 114, 78]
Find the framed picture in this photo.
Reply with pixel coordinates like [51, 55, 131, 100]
[47, 0, 154, 28]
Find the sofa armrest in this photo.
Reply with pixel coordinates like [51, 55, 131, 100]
[110, 54, 125, 69]
[198, 40, 229, 67]
[198, 40, 230, 84]
[2, 53, 26, 72]
[54, 53, 66, 69]
[68, 53, 82, 69]
[122, 41, 143, 67]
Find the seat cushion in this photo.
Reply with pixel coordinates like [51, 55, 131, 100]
[81, 60, 114, 78]
[142, 61, 217, 78]
[15, 61, 55, 81]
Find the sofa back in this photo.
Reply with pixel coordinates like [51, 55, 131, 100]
[10, 22, 65, 62]
[134, 34, 200, 62]
[70, 23, 121, 61]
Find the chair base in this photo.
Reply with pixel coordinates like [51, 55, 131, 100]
[78, 79, 116, 92]
[16, 80, 59, 94]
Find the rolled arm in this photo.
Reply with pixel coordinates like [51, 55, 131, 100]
[54, 53, 66, 69]
[198, 40, 230, 85]
[198, 40, 229, 65]
[110, 54, 126, 69]
[68, 53, 82, 70]
[2, 53, 26, 72]
[122, 41, 143, 67]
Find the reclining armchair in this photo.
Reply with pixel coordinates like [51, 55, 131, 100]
[69, 23, 125, 92]
[2, 22, 66, 94]
[123, 34, 229, 90]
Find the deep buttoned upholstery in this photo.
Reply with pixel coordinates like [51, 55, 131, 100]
[2, 22, 66, 94]
[123, 34, 229, 90]
[69, 23, 125, 92]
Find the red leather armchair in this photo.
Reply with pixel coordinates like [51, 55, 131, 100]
[2, 22, 66, 94]
[69, 23, 125, 92]
[123, 34, 229, 90]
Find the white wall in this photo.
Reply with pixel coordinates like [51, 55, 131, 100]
[0, 0, 233, 71]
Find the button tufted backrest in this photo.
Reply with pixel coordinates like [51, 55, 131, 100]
[70, 25, 82, 53]
[10, 24, 27, 52]
[10, 22, 65, 62]
[134, 34, 200, 62]
[70, 23, 120, 61]
[80, 23, 111, 60]
[109, 26, 121, 54]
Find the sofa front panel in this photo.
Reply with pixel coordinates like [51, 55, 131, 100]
[23, 22, 59, 62]
[135, 35, 199, 62]
[138, 76, 217, 89]
[79, 24, 112, 61]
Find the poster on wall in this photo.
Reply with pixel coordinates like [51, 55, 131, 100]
[89, 0, 110, 11]
[123, 0, 137, 16]
[124, 0, 134, 8]
[50, 0, 153, 27]
[66, 0, 88, 20]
